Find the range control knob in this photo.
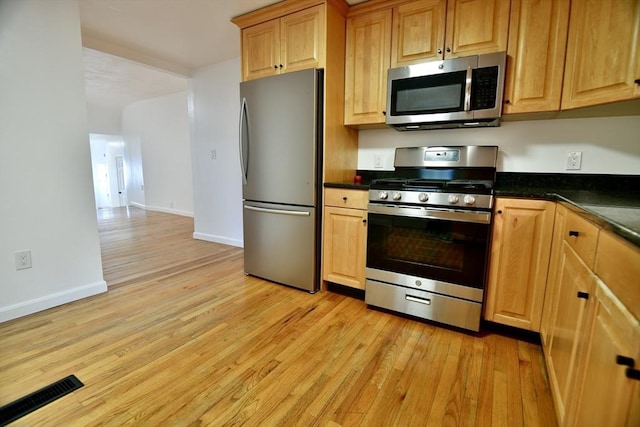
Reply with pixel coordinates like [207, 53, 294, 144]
[448, 194, 460, 204]
[378, 191, 388, 200]
[392, 192, 402, 201]
[418, 192, 429, 202]
[463, 195, 476, 205]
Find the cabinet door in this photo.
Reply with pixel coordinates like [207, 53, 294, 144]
[344, 9, 392, 126]
[445, 0, 511, 58]
[569, 281, 640, 427]
[504, 0, 570, 114]
[561, 0, 640, 109]
[391, 0, 446, 67]
[323, 206, 367, 289]
[242, 19, 280, 81]
[540, 203, 567, 346]
[545, 242, 596, 426]
[280, 5, 325, 74]
[484, 198, 555, 331]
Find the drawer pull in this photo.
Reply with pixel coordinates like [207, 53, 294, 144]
[343, 197, 347, 201]
[406, 295, 431, 305]
[362, 219, 367, 224]
[626, 368, 640, 381]
[616, 355, 635, 367]
[569, 230, 580, 237]
[577, 291, 589, 300]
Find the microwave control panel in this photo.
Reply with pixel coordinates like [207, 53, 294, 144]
[471, 66, 499, 110]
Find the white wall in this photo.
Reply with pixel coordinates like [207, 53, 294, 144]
[358, 115, 640, 173]
[87, 102, 122, 135]
[0, 0, 106, 322]
[121, 92, 193, 216]
[189, 58, 244, 247]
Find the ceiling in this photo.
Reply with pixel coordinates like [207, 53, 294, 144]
[79, 0, 366, 112]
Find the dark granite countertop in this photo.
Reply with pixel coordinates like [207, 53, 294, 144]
[325, 172, 640, 247]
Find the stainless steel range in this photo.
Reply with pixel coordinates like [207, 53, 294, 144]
[365, 146, 498, 331]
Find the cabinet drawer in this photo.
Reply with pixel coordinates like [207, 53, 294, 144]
[564, 210, 599, 269]
[595, 231, 640, 320]
[324, 188, 368, 210]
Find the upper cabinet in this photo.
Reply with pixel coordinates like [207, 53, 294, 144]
[561, 0, 640, 109]
[344, 0, 511, 126]
[240, 5, 325, 81]
[503, 0, 570, 113]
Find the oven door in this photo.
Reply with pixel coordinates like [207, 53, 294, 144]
[366, 206, 491, 290]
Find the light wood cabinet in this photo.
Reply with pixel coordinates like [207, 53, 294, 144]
[484, 198, 556, 331]
[240, 6, 325, 81]
[568, 279, 640, 427]
[344, 8, 392, 126]
[323, 188, 368, 289]
[503, 0, 570, 113]
[561, 0, 640, 109]
[344, 0, 510, 126]
[542, 208, 640, 426]
[391, 0, 446, 67]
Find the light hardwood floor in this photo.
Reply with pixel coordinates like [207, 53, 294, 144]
[0, 207, 557, 426]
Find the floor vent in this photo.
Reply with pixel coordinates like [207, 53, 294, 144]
[0, 375, 83, 426]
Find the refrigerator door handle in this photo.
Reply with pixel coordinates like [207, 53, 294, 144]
[244, 205, 310, 217]
[239, 97, 249, 185]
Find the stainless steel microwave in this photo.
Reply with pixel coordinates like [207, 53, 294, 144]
[386, 51, 506, 130]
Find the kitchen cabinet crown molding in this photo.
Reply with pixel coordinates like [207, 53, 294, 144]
[232, 0, 349, 29]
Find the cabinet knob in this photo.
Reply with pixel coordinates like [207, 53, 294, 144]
[437, 48, 442, 54]
[273, 65, 278, 69]
[343, 196, 347, 201]
[635, 79, 640, 84]
[504, 99, 511, 104]
[577, 291, 589, 300]
[446, 47, 451, 53]
[627, 368, 640, 381]
[569, 230, 580, 237]
[362, 219, 367, 224]
[279, 64, 283, 68]
[382, 111, 386, 116]
[497, 210, 503, 214]
[616, 355, 635, 367]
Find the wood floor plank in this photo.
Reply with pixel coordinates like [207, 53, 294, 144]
[0, 207, 557, 426]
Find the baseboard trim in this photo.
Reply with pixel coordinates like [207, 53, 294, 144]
[193, 232, 243, 248]
[145, 205, 193, 218]
[0, 280, 108, 323]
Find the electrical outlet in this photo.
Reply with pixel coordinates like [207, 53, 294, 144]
[374, 153, 383, 168]
[566, 151, 582, 170]
[15, 250, 32, 270]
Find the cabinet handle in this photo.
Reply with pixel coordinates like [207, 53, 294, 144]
[626, 368, 640, 381]
[569, 230, 580, 237]
[577, 291, 589, 300]
[616, 355, 635, 367]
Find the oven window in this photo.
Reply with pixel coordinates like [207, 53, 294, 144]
[391, 70, 466, 115]
[367, 213, 490, 289]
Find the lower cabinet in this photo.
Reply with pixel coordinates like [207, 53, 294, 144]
[484, 198, 556, 331]
[322, 188, 368, 289]
[542, 207, 640, 427]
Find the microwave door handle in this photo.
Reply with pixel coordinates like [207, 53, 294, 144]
[464, 67, 472, 112]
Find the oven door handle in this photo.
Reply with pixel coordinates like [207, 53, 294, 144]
[406, 295, 431, 305]
[368, 203, 491, 224]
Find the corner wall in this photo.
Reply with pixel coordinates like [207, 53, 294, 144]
[0, 0, 106, 322]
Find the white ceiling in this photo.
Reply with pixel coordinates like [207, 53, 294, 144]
[79, 0, 366, 112]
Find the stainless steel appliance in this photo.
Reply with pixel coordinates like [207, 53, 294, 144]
[386, 52, 506, 130]
[239, 68, 323, 293]
[365, 146, 498, 331]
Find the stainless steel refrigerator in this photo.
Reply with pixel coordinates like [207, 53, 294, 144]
[239, 68, 323, 293]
